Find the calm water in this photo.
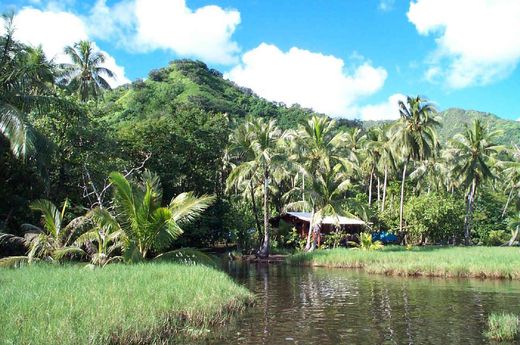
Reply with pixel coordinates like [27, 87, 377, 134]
[202, 262, 520, 345]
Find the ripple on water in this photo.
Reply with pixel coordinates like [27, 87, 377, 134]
[199, 263, 520, 345]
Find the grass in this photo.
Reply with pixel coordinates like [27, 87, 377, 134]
[287, 246, 520, 279]
[485, 313, 520, 341]
[0, 263, 254, 345]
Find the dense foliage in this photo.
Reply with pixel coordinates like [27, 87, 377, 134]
[2, 24, 520, 262]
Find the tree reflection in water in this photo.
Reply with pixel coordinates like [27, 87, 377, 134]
[209, 262, 520, 345]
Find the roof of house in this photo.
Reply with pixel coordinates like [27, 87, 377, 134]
[285, 212, 366, 225]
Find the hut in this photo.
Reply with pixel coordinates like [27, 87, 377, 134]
[270, 211, 366, 247]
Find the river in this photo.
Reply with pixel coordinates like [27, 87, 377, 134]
[201, 262, 520, 344]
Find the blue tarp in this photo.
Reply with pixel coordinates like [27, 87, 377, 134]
[372, 231, 399, 244]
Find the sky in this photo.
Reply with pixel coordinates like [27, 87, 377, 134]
[1, 0, 520, 121]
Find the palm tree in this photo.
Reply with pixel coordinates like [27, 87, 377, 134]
[226, 120, 263, 236]
[74, 208, 124, 266]
[449, 119, 503, 245]
[501, 145, 520, 218]
[0, 15, 56, 159]
[296, 116, 350, 173]
[60, 40, 114, 101]
[392, 96, 440, 235]
[0, 199, 87, 264]
[285, 162, 353, 250]
[227, 118, 288, 258]
[107, 170, 215, 260]
[372, 126, 396, 211]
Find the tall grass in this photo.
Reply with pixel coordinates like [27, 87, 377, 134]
[0, 263, 254, 344]
[485, 313, 519, 341]
[288, 246, 520, 279]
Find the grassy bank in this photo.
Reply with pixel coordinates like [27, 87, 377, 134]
[0, 263, 254, 345]
[288, 246, 520, 279]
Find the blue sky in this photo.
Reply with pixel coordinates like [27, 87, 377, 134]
[2, 0, 520, 121]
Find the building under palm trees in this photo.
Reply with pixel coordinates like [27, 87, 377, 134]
[270, 212, 366, 246]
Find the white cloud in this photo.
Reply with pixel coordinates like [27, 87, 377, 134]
[407, 0, 520, 88]
[9, 7, 88, 61]
[355, 93, 406, 121]
[131, 0, 240, 64]
[80, 0, 241, 65]
[2, 7, 129, 87]
[226, 43, 387, 117]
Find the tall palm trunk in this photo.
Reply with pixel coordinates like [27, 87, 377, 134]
[502, 186, 514, 218]
[249, 180, 262, 236]
[377, 176, 381, 204]
[381, 165, 388, 212]
[258, 169, 270, 258]
[305, 210, 314, 251]
[464, 178, 477, 246]
[368, 167, 374, 207]
[399, 159, 408, 233]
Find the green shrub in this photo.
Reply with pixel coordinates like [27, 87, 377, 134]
[482, 230, 510, 246]
[404, 193, 465, 244]
[485, 313, 519, 341]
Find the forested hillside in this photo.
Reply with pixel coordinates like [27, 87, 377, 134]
[2, 51, 519, 255]
[365, 108, 520, 145]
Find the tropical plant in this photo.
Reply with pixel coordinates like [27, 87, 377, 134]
[285, 162, 353, 251]
[74, 208, 124, 266]
[449, 119, 503, 244]
[0, 199, 86, 265]
[392, 96, 440, 235]
[227, 118, 288, 257]
[60, 40, 114, 101]
[108, 170, 215, 260]
[356, 232, 383, 251]
[508, 214, 520, 246]
[0, 15, 56, 159]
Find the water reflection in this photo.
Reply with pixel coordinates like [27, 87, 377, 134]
[204, 263, 520, 344]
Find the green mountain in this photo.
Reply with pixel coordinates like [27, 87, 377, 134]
[103, 59, 518, 144]
[436, 108, 520, 145]
[101, 59, 361, 129]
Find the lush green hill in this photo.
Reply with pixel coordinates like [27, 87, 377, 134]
[102, 59, 517, 145]
[436, 108, 520, 145]
[101, 59, 362, 130]
[363, 108, 519, 145]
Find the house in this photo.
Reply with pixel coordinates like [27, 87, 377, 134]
[270, 211, 366, 246]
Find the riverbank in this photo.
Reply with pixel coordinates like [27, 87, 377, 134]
[287, 246, 520, 279]
[0, 263, 254, 344]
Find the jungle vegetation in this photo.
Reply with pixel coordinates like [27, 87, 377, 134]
[1, 17, 520, 263]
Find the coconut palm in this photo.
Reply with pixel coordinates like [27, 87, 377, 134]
[227, 118, 288, 258]
[0, 199, 87, 265]
[108, 170, 215, 260]
[60, 40, 114, 101]
[392, 96, 440, 234]
[371, 126, 396, 211]
[226, 120, 263, 235]
[449, 119, 503, 245]
[0, 15, 56, 159]
[501, 145, 520, 217]
[285, 162, 353, 251]
[296, 115, 350, 173]
[74, 208, 124, 266]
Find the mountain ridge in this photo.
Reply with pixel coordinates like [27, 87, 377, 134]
[103, 59, 519, 144]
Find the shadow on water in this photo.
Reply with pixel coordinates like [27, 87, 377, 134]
[195, 262, 520, 345]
